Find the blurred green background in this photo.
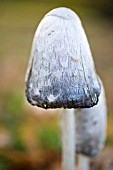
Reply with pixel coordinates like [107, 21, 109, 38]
[0, 0, 113, 170]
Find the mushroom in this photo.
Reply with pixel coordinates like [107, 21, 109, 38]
[25, 7, 102, 170]
[76, 78, 107, 170]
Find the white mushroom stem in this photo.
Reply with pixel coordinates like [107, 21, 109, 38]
[60, 109, 76, 170]
[78, 155, 90, 170]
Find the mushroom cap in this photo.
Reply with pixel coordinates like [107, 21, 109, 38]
[25, 7, 101, 109]
[76, 78, 107, 157]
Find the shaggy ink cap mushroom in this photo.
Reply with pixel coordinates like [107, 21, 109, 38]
[25, 7, 101, 109]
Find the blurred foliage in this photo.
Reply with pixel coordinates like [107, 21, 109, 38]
[106, 136, 113, 147]
[0, 0, 113, 17]
[106, 116, 113, 147]
[0, 156, 10, 170]
[0, 90, 25, 127]
[10, 128, 27, 151]
[38, 124, 61, 151]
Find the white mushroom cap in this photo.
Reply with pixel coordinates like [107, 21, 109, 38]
[76, 78, 107, 157]
[45, 7, 81, 22]
[25, 7, 100, 109]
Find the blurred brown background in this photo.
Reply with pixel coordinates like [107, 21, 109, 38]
[0, 0, 113, 170]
